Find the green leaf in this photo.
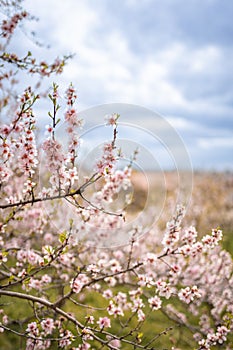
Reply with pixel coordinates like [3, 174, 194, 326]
[55, 118, 61, 126]
[43, 258, 49, 265]
[1, 251, 8, 258]
[23, 277, 31, 285]
[27, 264, 33, 274]
[59, 231, 67, 244]
[8, 275, 15, 283]
[136, 332, 143, 343]
[62, 246, 69, 254]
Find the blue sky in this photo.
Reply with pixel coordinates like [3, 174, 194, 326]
[10, 0, 233, 170]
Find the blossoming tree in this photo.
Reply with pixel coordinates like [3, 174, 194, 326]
[0, 1, 232, 349]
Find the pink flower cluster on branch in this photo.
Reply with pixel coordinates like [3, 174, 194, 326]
[0, 80, 232, 349]
[1, 11, 28, 39]
[0, 2, 233, 349]
[0, 52, 70, 76]
[0, 4, 72, 120]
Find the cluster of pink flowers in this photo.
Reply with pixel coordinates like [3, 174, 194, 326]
[59, 330, 73, 348]
[65, 84, 77, 105]
[17, 249, 41, 265]
[202, 228, 223, 248]
[42, 138, 66, 190]
[0, 309, 8, 333]
[76, 343, 91, 350]
[25, 274, 52, 291]
[178, 227, 223, 257]
[71, 168, 132, 246]
[107, 300, 124, 317]
[1, 11, 28, 39]
[0, 88, 39, 203]
[41, 84, 82, 193]
[96, 141, 117, 176]
[17, 124, 38, 174]
[25, 321, 52, 350]
[162, 205, 185, 252]
[64, 84, 83, 166]
[95, 113, 120, 176]
[0, 163, 12, 183]
[178, 285, 202, 304]
[199, 326, 230, 349]
[25, 319, 75, 349]
[106, 337, 121, 349]
[156, 279, 173, 299]
[1, 51, 67, 77]
[97, 316, 111, 329]
[41, 318, 55, 335]
[1, 11, 232, 346]
[26, 321, 39, 336]
[71, 274, 90, 294]
[104, 113, 120, 126]
[36, 57, 65, 76]
[148, 295, 162, 310]
[96, 167, 131, 203]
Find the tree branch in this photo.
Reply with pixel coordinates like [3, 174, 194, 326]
[0, 173, 101, 209]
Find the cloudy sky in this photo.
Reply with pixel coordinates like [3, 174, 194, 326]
[10, 0, 233, 170]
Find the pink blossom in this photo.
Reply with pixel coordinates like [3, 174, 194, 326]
[1, 11, 28, 39]
[71, 274, 89, 294]
[107, 300, 124, 317]
[85, 315, 95, 324]
[131, 297, 145, 312]
[104, 113, 120, 126]
[178, 286, 201, 304]
[77, 343, 91, 350]
[202, 229, 223, 248]
[41, 274, 52, 284]
[97, 316, 111, 329]
[0, 251, 7, 264]
[156, 280, 173, 299]
[137, 274, 155, 288]
[28, 278, 42, 291]
[0, 124, 11, 136]
[103, 289, 113, 299]
[199, 325, 229, 349]
[65, 84, 77, 105]
[107, 338, 121, 348]
[81, 328, 94, 341]
[0, 164, 12, 182]
[45, 124, 53, 134]
[182, 226, 198, 244]
[41, 318, 55, 335]
[148, 295, 162, 310]
[26, 321, 38, 336]
[59, 330, 73, 348]
[144, 252, 157, 265]
[137, 309, 146, 322]
[2, 315, 8, 325]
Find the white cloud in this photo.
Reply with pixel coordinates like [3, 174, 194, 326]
[166, 116, 197, 130]
[23, 1, 232, 116]
[18, 0, 233, 170]
[198, 137, 233, 149]
[190, 46, 221, 73]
